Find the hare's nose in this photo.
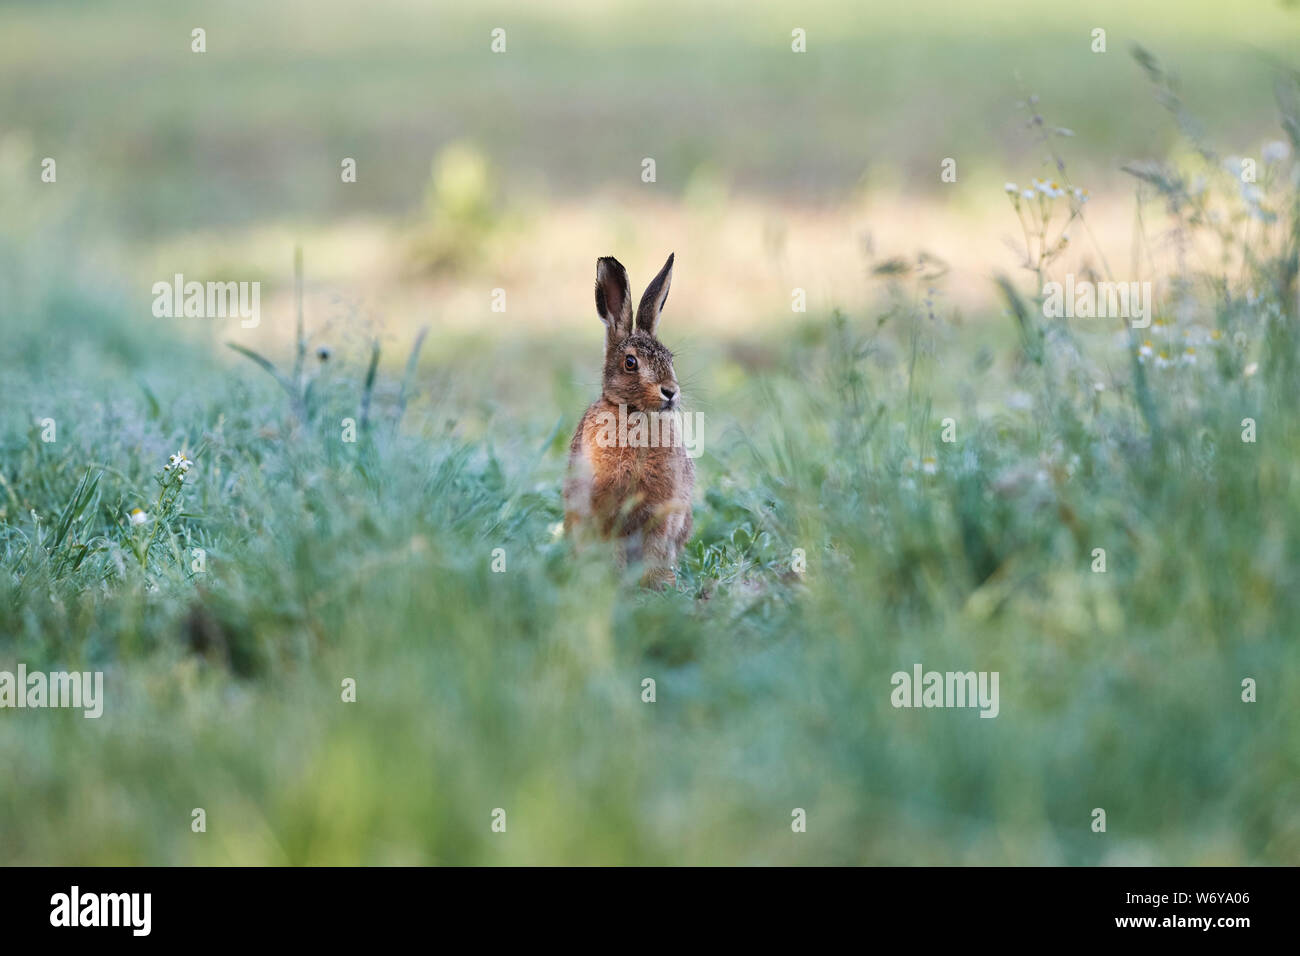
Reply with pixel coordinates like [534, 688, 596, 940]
[660, 386, 677, 401]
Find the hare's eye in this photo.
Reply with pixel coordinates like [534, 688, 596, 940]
[624, 354, 638, 371]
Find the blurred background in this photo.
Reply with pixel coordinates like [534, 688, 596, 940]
[4, 0, 1298, 344]
[2, 0, 1299, 865]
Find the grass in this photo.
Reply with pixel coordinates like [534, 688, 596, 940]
[2, 9, 1300, 864]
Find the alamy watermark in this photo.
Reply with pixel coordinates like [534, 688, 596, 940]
[591, 405, 704, 459]
[890, 664, 999, 718]
[152, 273, 260, 328]
[1042, 275, 1151, 328]
[50, 886, 150, 936]
[0, 665, 103, 718]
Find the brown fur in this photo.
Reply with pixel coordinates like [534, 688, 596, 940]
[564, 255, 694, 586]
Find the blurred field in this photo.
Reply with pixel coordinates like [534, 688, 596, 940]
[1, 0, 1299, 864]
[4, 0, 1299, 328]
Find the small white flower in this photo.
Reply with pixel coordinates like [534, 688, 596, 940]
[1021, 189, 1035, 201]
[129, 508, 148, 526]
[921, 457, 938, 475]
[1244, 362, 1259, 377]
[1071, 186, 1090, 204]
[1093, 382, 1105, 393]
[1181, 348, 1197, 366]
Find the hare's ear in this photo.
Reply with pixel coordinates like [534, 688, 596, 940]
[636, 253, 673, 335]
[595, 256, 633, 345]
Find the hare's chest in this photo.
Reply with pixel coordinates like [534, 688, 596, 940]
[582, 409, 687, 499]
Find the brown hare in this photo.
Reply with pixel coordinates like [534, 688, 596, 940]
[564, 254, 695, 587]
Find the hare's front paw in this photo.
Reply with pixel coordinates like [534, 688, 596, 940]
[639, 565, 677, 590]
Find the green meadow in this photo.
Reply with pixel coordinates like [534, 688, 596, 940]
[1, 0, 1298, 863]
